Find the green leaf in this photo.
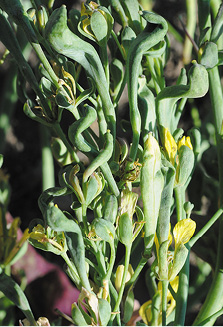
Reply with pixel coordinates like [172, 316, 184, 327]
[120, 0, 142, 34]
[92, 218, 116, 243]
[71, 303, 88, 326]
[156, 62, 209, 132]
[45, 5, 116, 136]
[210, 3, 223, 43]
[121, 26, 136, 56]
[176, 145, 194, 187]
[110, 59, 124, 96]
[123, 289, 134, 324]
[103, 194, 118, 224]
[168, 243, 188, 281]
[98, 298, 111, 325]
[199, 42, 218, 69]
[0, 272, 36, 325]
[90, 10, 107, 46]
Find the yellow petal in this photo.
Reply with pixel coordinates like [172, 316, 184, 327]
[170, 275, 179, 293]
[178, 135, 193, 151]
[163, 128, 177, 165]
[173, 218, 196, 248]
[139, 300, 152, 324]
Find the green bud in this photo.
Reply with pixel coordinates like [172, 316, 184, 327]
[37, 5, 49, 34]
[83, 172, 105, 206]
[69, 165, 85, 204]
[175, 145, 194, 187]
[119, 188, 138, 220]
[79, 3, 113, 46]
[184, 201, 194, 218]
[118, 212, 133, 246]
[188, 128, 201, 157]
[92, 218, 116, 243]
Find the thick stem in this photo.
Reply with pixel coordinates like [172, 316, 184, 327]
[162, 280, 168, 326]
[174, 253, 190, 325]
[193, 62, 223, 327]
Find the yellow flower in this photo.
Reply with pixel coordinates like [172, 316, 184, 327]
[139, 276, 179, 325]
[163, 128, 177, 165]
[168, 218, 196, 281]
[178, 136, 193, 151]
[173, 218, 196, 250]
[28, 224, 65, 252]
[139, 300, 153, 325]
[80, 1, 102, 39]
[163, 127, 193, 166]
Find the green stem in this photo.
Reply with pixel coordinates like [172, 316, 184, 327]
[53, 123, 80, 163]
[113, 70, 127, 110]
[196, 307, 223, 326]
[162, 280, 168, 326]
[193, 66, 223, 326]
[174, 186, 186, 222]
[61, 251, 80, 287]
[40, 125, 55, 191]
[126, 250, 151, 289]
[104, 241, 116, 282]
[189, 207, 223, 248]
[100, 44, 109, 86]
[109, 245, 131, 323]
[183, 0, 197, 64]
[82, 203, 89, 235]
[111, 30, 126, 60]
[174, 253, 190, 325]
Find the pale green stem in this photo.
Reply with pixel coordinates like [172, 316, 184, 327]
[100, 44, 110, 86]
[61, 251, 80, 287]
[109, 245, 131, 324]
[189, 207, 223, 248]
[192, 64, 223, 326]
[174, 186, 186, 222]
[162, 280, 168, 326]
[82, 203, 89, 235]
[111, 30, 126, 60]
[183, 0, 197, 64]
[104, 241, 116, 282]
[40, 125, 55, 191]
[174, 253, 190, 325]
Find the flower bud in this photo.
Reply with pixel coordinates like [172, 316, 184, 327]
[115, 264, 134, 292]
[69, 165, 85, 204]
